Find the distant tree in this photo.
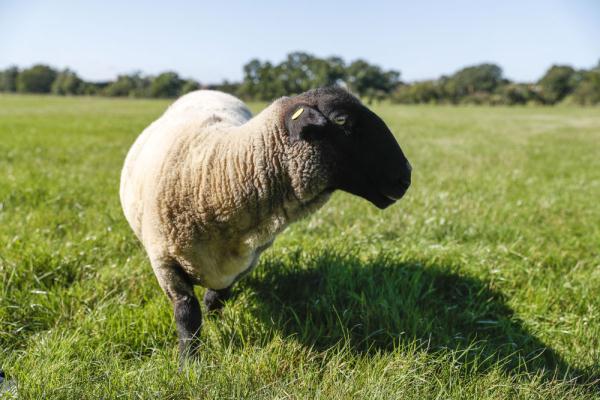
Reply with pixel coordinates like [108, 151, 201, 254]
[499, 83, 545, 105]
[392, 81, 441, 104]
[149, 71, 184, 98]
[346, 59, 400, 103]
[272, 52, 346, 95]
[460, 91, 494, 105]
[78, 81, 109, 96]
[80, 83, 97, 95]
[103, 73, 149, 97]
[238, 59, 265, 99]
[258, 62, 286, 100]
[495, 83, 530, 105]
[571, 69, 600, 105]
[103, 75, 135, 96]
[132, 74, 152, 97]
[209, 80, 241, 95]
[0, 66, 19, 92]
[538, 65, 577, 104]
[449, 63, 504, 100]
[180, 79, 201, 95]
[311, 56, 346, 87]
[238, 59, 286, 100]
[279, 52, 315, 94]
[17, 64, 57, 93]
[51, 69, 83, 95]
[241, 59, 263, 87]
[436, 75, 457, 103]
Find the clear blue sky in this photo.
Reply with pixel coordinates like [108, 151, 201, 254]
[1, 0, 598, 84]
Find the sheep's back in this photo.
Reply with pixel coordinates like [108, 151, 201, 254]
[164, 90, 252, 126]
[119, 90, 253, 244]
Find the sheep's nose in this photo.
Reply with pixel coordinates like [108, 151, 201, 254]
[398, 160, 412, 189]
[396, 160, 412, 195]
[381, 161, 411, 201]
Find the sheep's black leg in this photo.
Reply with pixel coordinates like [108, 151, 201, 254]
[151, 258, 202, 362]
[174, 293, 202, 358]
[203, 286, 232, 313]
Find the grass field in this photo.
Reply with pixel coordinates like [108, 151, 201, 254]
[1, 94, 599, 399]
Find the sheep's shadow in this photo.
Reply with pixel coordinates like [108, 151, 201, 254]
[241, 251, 598, 388]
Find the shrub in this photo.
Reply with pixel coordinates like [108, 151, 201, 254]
[16, 64, 57, 93]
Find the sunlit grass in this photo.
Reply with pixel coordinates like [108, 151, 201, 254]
[1, 94, 599, 399]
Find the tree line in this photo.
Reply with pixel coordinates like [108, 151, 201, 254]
[1, 52, 599, 105]
[392, 63, 600, 106]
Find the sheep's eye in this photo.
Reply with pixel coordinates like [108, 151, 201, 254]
[333, 115, 347, 125]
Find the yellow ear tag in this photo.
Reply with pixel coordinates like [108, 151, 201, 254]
[291, 108, 304, 120]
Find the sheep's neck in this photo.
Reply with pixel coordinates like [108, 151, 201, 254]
[187, 103, 328, 241]
[237, 103, 331, 219]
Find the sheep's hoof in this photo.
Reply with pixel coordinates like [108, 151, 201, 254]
[177, 338, 201, 371]
[0, 370, 18, 397]
[203, 288, 232, 314]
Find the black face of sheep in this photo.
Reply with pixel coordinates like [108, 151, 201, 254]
[285, 87, 411, 209]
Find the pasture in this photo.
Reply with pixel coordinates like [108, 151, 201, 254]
[0, 94, 599, 399]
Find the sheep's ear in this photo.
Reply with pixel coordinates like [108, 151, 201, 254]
[286, 105, 328, 143]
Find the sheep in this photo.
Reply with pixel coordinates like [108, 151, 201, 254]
[119, 87, 411, 359]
